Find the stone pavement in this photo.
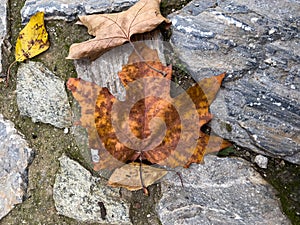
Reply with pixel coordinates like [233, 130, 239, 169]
[0, 0, 298, 224]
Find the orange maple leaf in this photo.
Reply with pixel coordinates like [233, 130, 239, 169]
[67, 44, 231, 170]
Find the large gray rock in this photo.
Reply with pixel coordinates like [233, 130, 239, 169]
[0, 0, 8, 74]
[16, 61, 72, 128]
[157, 155, 291, 225]
[0, 114, 33, 220]
[168, 0, 300, 164]
[21, 0, 138, 23]
[53, 155, 132, 224]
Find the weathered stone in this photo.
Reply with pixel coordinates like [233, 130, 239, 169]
[0, 0, 9, 74]
[0, 114, 33, 220]
[21, 0, 138, 23]
[16, 61, 72, 128]
[157, 155, 291, 225]
[168, 0, 300, 164]
[53, 155, 132, 224]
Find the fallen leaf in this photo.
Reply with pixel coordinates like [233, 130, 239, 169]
[108, 162, 167, 191]
[67, 0, 170, 60]
[67, 43, 231, 172]
[6, 12, 50, 85]
[15, 12, 50, 62]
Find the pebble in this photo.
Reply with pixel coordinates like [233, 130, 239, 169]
[254, 154, 269, 169]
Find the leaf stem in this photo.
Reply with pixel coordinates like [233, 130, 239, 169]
[129, 41, 167, 76]
[139, 154, 149, 196]
[6, 60, 17, 87]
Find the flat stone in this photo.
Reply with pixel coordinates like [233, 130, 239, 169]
[168, 0, 300, 164]
[53, 155, 132, 224]
[16, 61, 72, 128]
[21, 0, 138, 23]
[0, 114, 33, 220]
[0, 0, 9, 74]
[157, 155, 291, 225]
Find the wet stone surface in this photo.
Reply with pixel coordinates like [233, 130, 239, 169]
[169, 0, 300, 164]
[16, 61, 72, 128]
[0, 114, 33, 220]
[157, 155, 291, 225]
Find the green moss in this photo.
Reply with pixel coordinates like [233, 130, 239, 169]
[225, 123, 232, 132]
[217, 146, 237, 157]
[263, 160, 300, 225]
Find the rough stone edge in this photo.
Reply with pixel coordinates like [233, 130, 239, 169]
[20, 0, 139, 24]
[53, 154, 132, 224]
[0, 114, 34, 220]
[0, 0, 10, 74]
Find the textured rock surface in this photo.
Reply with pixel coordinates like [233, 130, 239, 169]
[21, 0, 138, 23]
[16, 61, 72, 128]
[0, 114, 33, 220]
[53, 155, 132, 224]
[0, 0, 8, 74]
[157, 155, 291, 225]
[169, 0, 300, 164]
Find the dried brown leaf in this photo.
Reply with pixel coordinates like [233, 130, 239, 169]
[108, 163, 167, 191]
[67, 0, 170, 60]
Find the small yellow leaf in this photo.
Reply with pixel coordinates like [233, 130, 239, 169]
[108, 163, 168, 191]
[15, 12, 50, 62]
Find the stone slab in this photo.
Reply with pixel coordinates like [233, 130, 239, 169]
[168, 0, 300, 164]
[53, 155, 132, 224]
[21, 0, 138, 23]
[157, 155, 291, 225]
[0, 114, 33, 220]
[16, 61, 72, 128]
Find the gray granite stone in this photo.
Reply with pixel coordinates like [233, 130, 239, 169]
[168, 0, 300, 164]
[0, 0, 9, 74]
[157, 155, 291, 225]
[53, 154, 132, 224]
[0, 114, 33, 220]
[16, 61, 72, 128]
[21, 0, 138, 23]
